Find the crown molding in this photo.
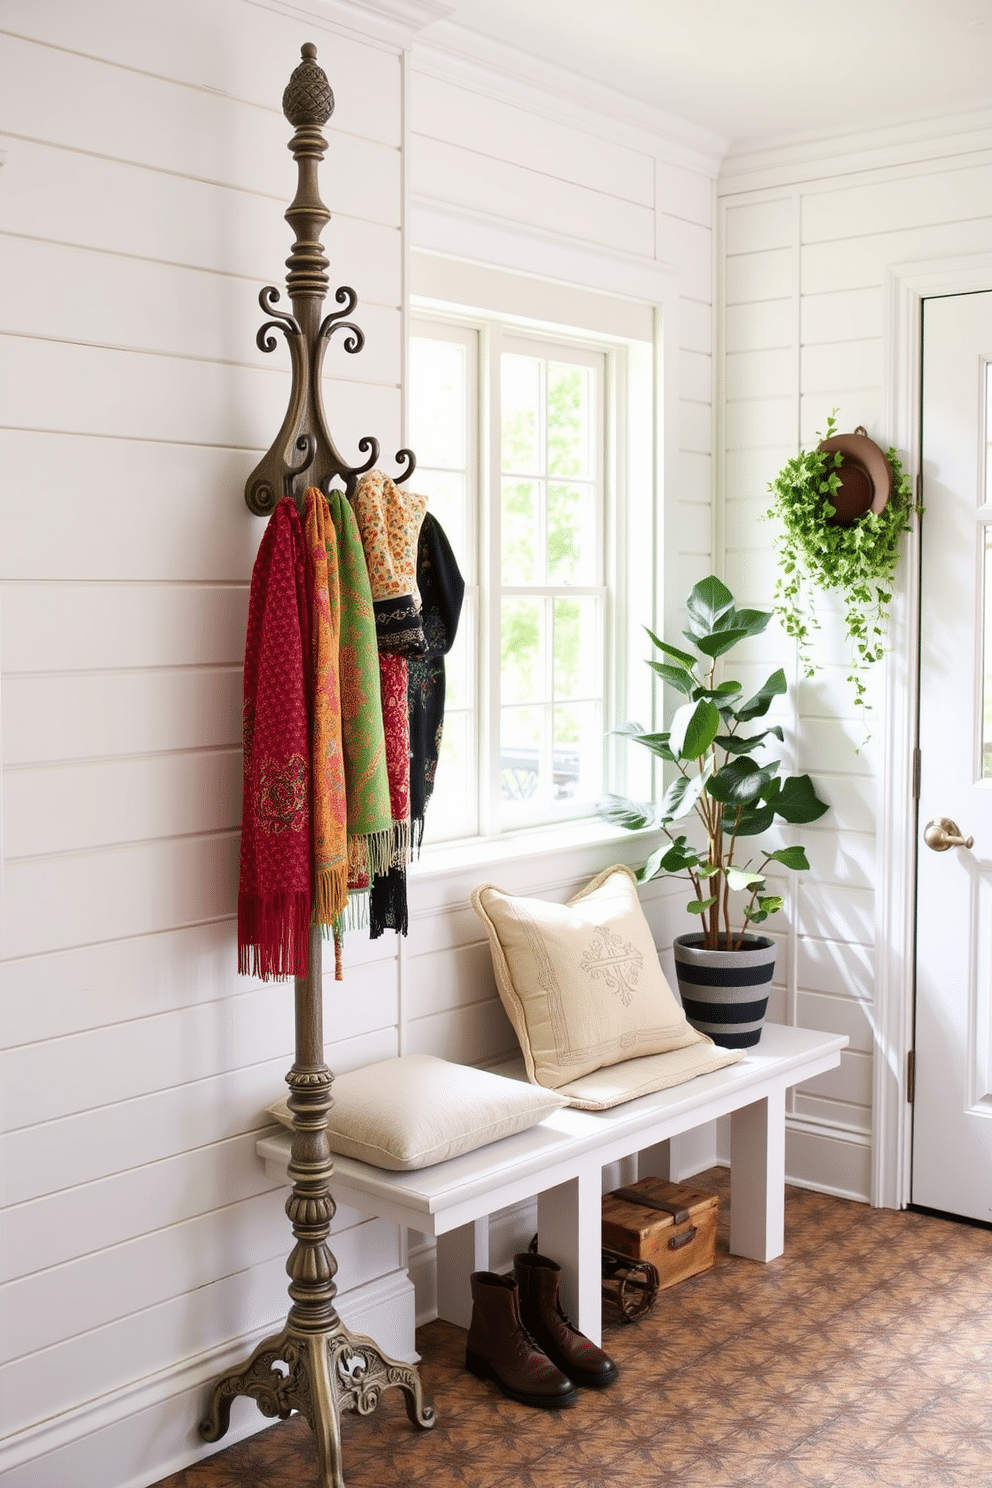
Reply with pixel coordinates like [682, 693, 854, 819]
[410, 21, 729, 180]
[251, 0, 455, 51]
[719, 102, 992, 196]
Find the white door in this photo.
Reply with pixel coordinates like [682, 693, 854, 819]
[913, 290, 992, 1221]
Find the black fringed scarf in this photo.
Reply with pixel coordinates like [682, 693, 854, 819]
[370, 512, 464, 937]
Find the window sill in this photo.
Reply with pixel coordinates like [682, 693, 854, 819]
[409, 816, 658, 884]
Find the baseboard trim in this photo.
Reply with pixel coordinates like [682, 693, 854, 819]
[0, 1269, 417, 1488]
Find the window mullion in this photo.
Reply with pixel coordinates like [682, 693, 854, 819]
[480, 321, 503, 839]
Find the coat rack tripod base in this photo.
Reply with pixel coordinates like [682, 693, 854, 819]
[199, 47, 434, 1485]
[199, 931, 435, 1484]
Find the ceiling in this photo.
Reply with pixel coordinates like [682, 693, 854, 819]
[442, 0, 992, 148]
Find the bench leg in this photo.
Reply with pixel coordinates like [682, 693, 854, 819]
[436, 1218, 489, 1330]
[729, 1087, 786, 1261]
[537, 1172, 602, 1347]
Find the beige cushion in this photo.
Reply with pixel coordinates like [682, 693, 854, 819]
[472, 864, 727, 1092]
[266, 1054, 568, 1170]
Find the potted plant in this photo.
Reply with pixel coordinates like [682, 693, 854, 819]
[599, 575, 828, 1048]
[765, 413, 918, 717]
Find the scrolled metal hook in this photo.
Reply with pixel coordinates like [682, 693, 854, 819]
[256, 286, 303, 353]
[285, 433, 317, 486]
[393, 448, 417, 486]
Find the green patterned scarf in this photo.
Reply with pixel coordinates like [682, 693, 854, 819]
[325, 488, 393, 884]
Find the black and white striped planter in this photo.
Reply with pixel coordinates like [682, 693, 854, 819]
[672, 933, 777, 1049]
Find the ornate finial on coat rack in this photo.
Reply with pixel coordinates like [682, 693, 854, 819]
[202, 45, 435, 1488]
[245, 43, 417, 515]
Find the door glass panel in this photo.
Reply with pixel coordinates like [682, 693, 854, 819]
[983, 527, 992, 778]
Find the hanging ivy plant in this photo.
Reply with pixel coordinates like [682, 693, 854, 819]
[765, 413, 919, 714]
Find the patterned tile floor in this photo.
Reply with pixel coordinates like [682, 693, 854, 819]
[151, 1168, 992, 1488]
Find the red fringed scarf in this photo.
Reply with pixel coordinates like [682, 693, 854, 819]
[237, 497, 312, 980]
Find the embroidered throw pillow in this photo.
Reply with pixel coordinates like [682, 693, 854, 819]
[266, 1054, 568, 1170]
[472, 864, 728, 1094]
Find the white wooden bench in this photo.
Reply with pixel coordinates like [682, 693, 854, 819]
[257, 1023, 847, 1347]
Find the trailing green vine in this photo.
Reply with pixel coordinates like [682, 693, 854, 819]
[765, 413, 919, 714]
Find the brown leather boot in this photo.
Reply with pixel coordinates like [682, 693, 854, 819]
[514, 1252, 619, 1388]
[465, 1271, 578, 1409]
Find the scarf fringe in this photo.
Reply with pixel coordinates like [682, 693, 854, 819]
[350, 827, 393, 881]
[390, 819, 411, 868]
[238, 890, 310, 981]
[312, 863, 349, 926]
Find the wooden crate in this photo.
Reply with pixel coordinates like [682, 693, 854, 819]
[602, 1177, 719, 1290]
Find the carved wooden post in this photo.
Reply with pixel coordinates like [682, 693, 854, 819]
[199, 46, 435, 1488]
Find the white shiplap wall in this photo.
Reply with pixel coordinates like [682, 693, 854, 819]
[0, 5, 723, 1486]
[717, 125, 992, 1203]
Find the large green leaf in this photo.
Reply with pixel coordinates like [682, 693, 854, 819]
[597, 793, 656, 830]
[715, 725, 784, 755]
[659, 838, 705, 873]
[687, 895, 718, 915]
[685, 575, 735, 634]
[766, 845, 811, 871]
[712, 606, 771, 639]
[733, 802, 777, 837]
[659, 764, 711, 822]
[646, 660, 695, 697]
[644, 628, 697, 671]
[772, 774, 830, 824]
[706, 757, 781, 806]
[735, 669, 787, 722]
[726, 866, 765, 892]
[669, 699, 721, 761]
[610, 722, 675, 761]
[693, 626, 755, 659]
[636, 845, 669, 883]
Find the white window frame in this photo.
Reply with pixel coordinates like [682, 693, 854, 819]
[411, 303, 639, 846]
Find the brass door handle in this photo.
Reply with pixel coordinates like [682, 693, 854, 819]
[924, 817, 974, 852]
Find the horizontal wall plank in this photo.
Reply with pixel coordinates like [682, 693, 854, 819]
[1, 1130, 281, 1281]
[676, 499, 712, 554]
[724, 298, 793, 353]
[785, 1124, 870, 1203]
[679, 349, 712, 404]
[724, 196, 794, 255]
[1, 1189, 401, 1365]
[1, 583, 249, 672]
[679, 399, 712, 454]
[656, 214, 711, 302]
[725, 248, 793, 305]
[1, 1026, 398, 1208]
[800, 828, 875, 892]
[724, 395, 793, 450]
[410, 71, 655, 207]
[0, 0, 403, 147]
[800, 217, 992, 294]
[797, 984, 875, 1053]
[4, 750, 242, 859]
[724, 445, 794, 501]
[678, 449, 712, 505]
[1, 964, 398, 1129]
[406, 997, 518, 1068]
[411, 134, 656, 260]
[800, 338, 882, 394]
[801, 162, 992, 244]
[657, 159, 712, 228]
[797, 881, 874, 949]
[0, 432, 264, 584]
[0, 138, 402, 300]
[798, 718, 878, 779]
[0, 1252, 287, 1439]
[2, 667, 242, 766]
[792, 1092, 870, 1133]
[799, 1047, 872, 1107]
[0, 34, 402, 209]
[1, 833, 239, 959]
[725, 347, 793, 401]
[404, 941, 497, 1021]
[801, 287, 882, 345]
[0, 235, 403, 379]
[679, 297, 712, 354]
[0, 335, 401, 456]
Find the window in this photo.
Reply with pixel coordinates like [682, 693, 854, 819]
[410, 298, 649, 847]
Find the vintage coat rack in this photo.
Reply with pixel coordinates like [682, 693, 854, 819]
[199, 44, 434, 1487]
